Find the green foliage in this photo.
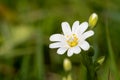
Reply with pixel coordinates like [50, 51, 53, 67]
[0, 0, 120, 80]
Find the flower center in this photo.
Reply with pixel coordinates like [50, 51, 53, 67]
[67, 34, 78, 47]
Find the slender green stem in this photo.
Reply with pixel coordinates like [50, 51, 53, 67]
[81, 53, 95, 80]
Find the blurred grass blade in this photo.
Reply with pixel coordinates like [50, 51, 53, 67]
[34, 29, 45, 80]
[20, 55, 30, 80]
[105, 16, 120, 80]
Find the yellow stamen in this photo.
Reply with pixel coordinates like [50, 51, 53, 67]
[67, 34, 78, 47]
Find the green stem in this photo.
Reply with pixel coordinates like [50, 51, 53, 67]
[81, 53, 96, 80]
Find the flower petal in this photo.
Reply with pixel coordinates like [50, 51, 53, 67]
[82, 30, 94, 40]
[49, 42, 63, 48]
[72, 21, 79, 33]
[67, 48, 74, 57]
[62, 22, 72, 35]
[79, 41, 90, 51]
[50, 34, 65, 41]
[76, 22, 88, 35]
[57, 47, 68, 55]
[72, 46, 81, 54]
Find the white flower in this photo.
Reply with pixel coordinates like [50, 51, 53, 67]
[49, 21, 94, 57]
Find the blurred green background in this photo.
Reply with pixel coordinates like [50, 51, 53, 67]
[0, 0, 120, 80]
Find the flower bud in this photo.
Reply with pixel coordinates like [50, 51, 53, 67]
[88, 13, 98, 28]
[62, 77, 67, 80]
[67, 74, 72, 80]
[63, 58, 72, 72]
[97, 56, 105, 65]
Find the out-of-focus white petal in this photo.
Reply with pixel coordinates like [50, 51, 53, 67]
[72, 46, 81, 54]
[79, 41, 90, 51]
[67, 49, 74, 57]
[50, 34, 65, 41]
[76, 22, 88, 35]
[62, 22, 72, 35]
[57, 47, 68, 55]
[49, 42, 63, 48]
[72, 21, 79, 33]
[82, 30, 94, 40]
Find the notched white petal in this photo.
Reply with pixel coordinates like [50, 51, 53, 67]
[72, 21, 80, 33]
[82, 30, 94, 40]
[50, 34, 65, 41]
[79, 41, 90, 51]
[76, 22, 88, 35]
[61, 22, 72, 35]
[67, 49, 74, 57]
[57, 47, 68, 55]
[49, 42, 63, 48]
[72, 46, 81, 54]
